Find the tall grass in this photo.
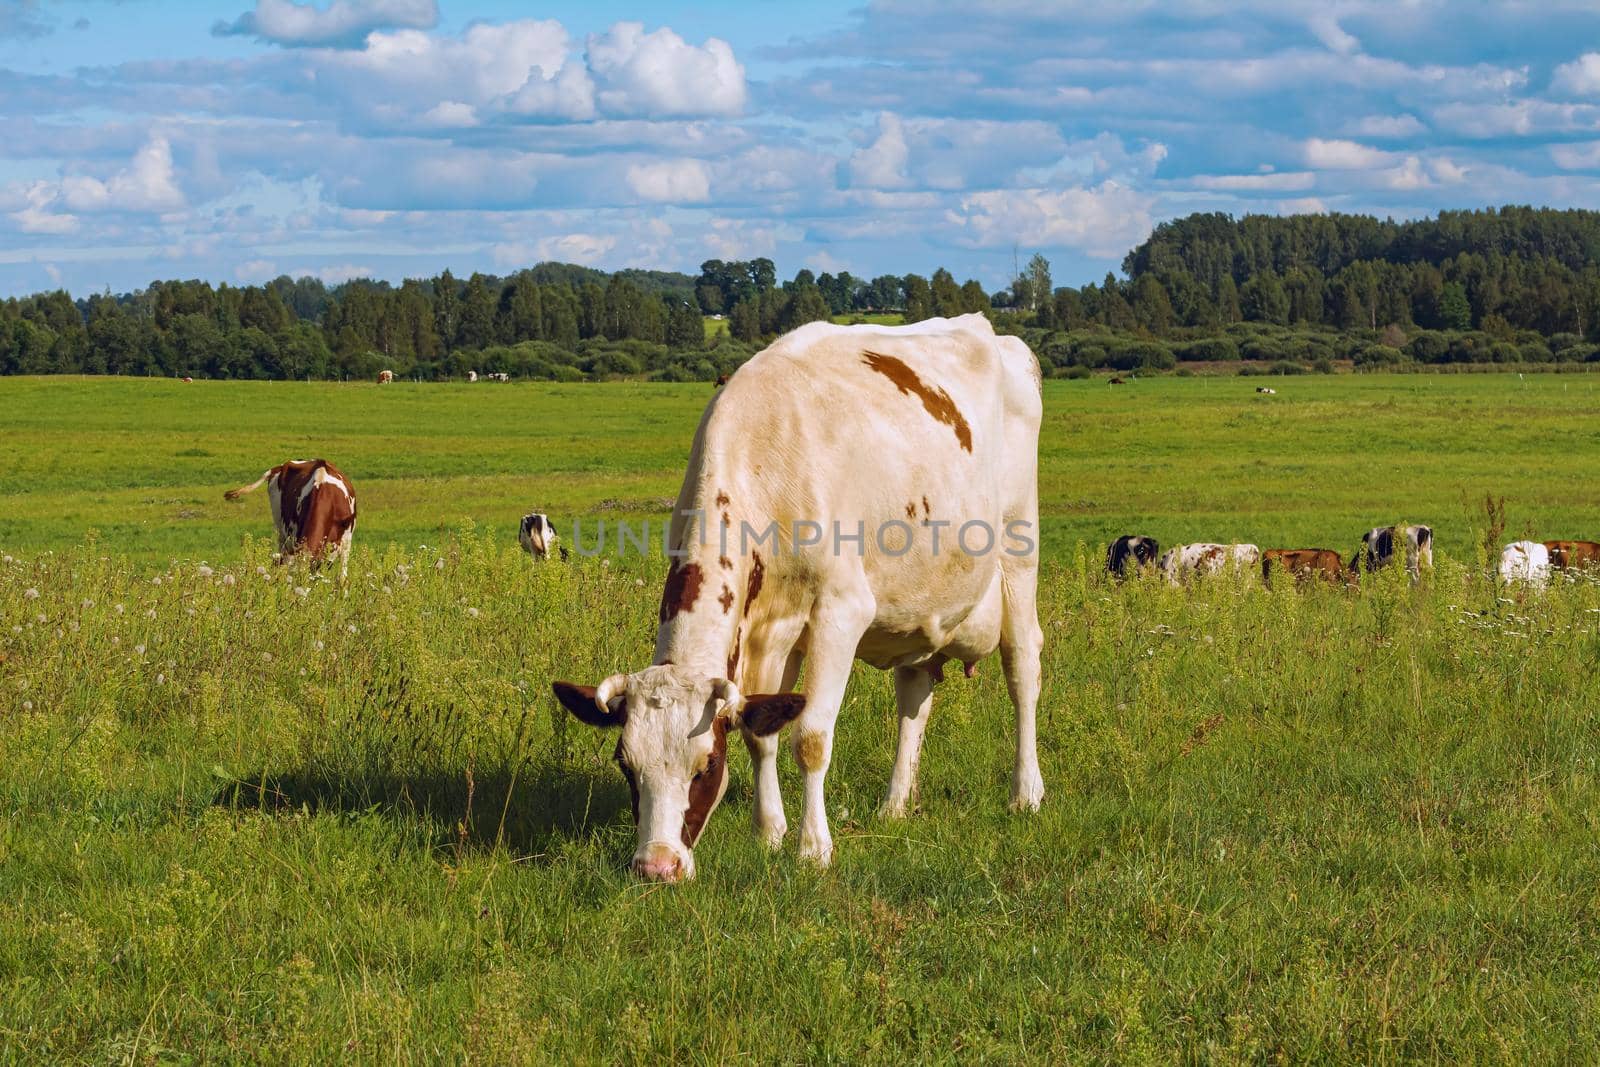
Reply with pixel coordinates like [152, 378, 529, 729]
[5, 538, 1600, 1060]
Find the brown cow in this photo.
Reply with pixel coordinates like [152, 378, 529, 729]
[1544, 540, 1600, 572]
[715, 374, 730, 387]
[224, 459, 357, 577]
[377, 369, 394, 384]
[1262, 548, 1348, 587]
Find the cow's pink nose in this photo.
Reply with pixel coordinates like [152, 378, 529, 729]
[632, 851, 684, 882]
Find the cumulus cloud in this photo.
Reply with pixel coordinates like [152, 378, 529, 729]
[1348, 113, 1426, 138]
[1192, 171, 1316, 191]
[586, 23, 746, 118]
[6, 136, 184, 234]
[1552, 52, 1600, 97]
[846, 113, 910, 189]
[625, 159, 711, 202]
[946, 182, 1154, 258]
[1303, 138, 1391, 169]
[214, 0, 438, 49]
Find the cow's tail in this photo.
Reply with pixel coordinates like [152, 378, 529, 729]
[224, 470, 273, 501]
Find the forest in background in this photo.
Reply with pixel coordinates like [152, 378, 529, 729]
[6, 205, 1600, 381]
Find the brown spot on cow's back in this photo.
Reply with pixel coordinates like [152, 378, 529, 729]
[726, 627, 741, 680]
[719, 585, 735, 613]
[905, 501, 916, 519]
[658, 561, 704, 622]
[719, 555, 733, 570]
[861, 351, 972, 452]
[921, 496, 931, 518]
[715, 490, 730, 508]
[744, 551, 764, 616]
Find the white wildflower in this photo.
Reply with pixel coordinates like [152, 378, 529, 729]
[35, 613, 46, 624]
[114, 603, 124, 614]
[151, 577, 162, 586]
[262, 652, 273, 662]
[435, 558, 445, 571]
[466, 607, 479, 619]
[81, 599, 93, 609]
[256, 566, 268, 577]
[347, 624, 357, 634]
[21, 701, 32, 711]
[23, 588, 38, 600]
[145, 609, 156, 619]
[223, 573, 235, 586]
[294, 586, 309, 598]
[135, 644, 146, 656]
[156, 673, 166, 686]
[197, 565, 213, 578]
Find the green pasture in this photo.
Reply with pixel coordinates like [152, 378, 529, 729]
[4, 372, 1600, 1061]
[3, 373, 1598, 564]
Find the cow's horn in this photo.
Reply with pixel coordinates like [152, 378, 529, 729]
[594, 673, 628, 715]
[710, 678, 744, 715]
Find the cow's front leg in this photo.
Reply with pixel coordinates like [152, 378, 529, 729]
[794, 600, 873, 866]
[880, 665, 933, 818]
[743, 728, 787, 848]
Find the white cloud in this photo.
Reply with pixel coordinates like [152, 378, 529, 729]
[1192, 171, 1315, 191]
[1277, 196, 1327, 214]
[625, 159, 711, 202]
[214, 0, 438, 48]
[1348, 113, 1426, 138]
[537, 233, 617, 264]
[5, 136, 183, 232]
[418, 101, 478, 128]
[1551, 141, 1600, 169]
[847, 113, 910, 189]
[1307, 12, 1359, 55]
[1303, 138, 1391, 169]
[286, 263, 375, 283]
[946, 182, 1153, 257]
[586, 22, 746, 118]
[235, 258, 277, 281]
[1553, 52, 1600, 97]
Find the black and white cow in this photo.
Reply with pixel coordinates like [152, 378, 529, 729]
[1106, 535, 1160, 579]
[1355, 524, 1433, 580]
[518, 512, 559, 559]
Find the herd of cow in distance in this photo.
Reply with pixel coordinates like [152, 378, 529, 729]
[211, 314, 1591, 881]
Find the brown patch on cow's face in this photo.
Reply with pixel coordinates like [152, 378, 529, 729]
[743, 551, 764, 616]
[719, 555, 733, 570]
[715, 490, 730, 508]
[718, 585, 735, 613]
[658, 561, 704, 622]
[861, 351, 973, 452]
[681, 717, 729, 847]
[796, 730, 827, 772]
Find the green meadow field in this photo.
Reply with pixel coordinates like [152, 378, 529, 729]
[4, 372, 1600, 1061]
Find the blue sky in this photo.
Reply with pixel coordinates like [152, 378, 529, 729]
[5, 1, 1600, 297]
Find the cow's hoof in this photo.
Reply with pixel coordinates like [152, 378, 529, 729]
[754, 818, 788, 850]
[798, 835, 834, 868]
[877, 796, 912, 819]
[1010, 772, 1044, 813]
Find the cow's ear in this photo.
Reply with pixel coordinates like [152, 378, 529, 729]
[736, 693, 806, 736]
[553, 682, 626, 728]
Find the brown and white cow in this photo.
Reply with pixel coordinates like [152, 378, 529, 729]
[518, 512, 559, 559]
[553, 314, 1044, 881]
[224, 459, 357, 577]
[1158, 543, 1261, 584]
[1262, 548, 1347, 586]
[377, 369, 394, 384]
[1544, 540, 1600, 573]
[1354, 524, 1432, 581]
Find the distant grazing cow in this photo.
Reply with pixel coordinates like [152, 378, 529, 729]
[518, 512, 559, 559]
[1256, 386, 1276, 395]
[552, 313, 1044, 881]
[1354, 524, 1433, 580]
[1262, 548, 1346, 586]
[224, 459, 356, 577]
[1109, 376, 1126, 385]
[1499, 541, 1550, 587]
[486, 372, 510, 382]
[468, 371, 478, 382]
[1106, 535, 1160, 580]
[715, 374, 730, 387]
[1159, 543, 1261, 584]
[1543, 540, 1600, 573]
[181, 376, 193, 383]
[377, 370, 394, 384]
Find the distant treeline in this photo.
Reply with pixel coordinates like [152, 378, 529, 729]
[6, 205, 1600, 381]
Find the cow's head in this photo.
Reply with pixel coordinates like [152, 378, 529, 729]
[552, 666, 804, 881]
[519, 512, 557, 558]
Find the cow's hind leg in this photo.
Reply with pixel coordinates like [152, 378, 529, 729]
[1000, 562, 1045, 812]
[879, 665, 933, 818]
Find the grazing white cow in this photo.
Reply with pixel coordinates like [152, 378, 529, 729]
[553, 313, 1044, 881]
[1498, 541, 1550, 587]
[1158, 542, 1261, 584]
[224, 459, 356, 578]
[518, 512, 558, 558]
[377, 369, 394, 384]
[467, 370, 478, 382]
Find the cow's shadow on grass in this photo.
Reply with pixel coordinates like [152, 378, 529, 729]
[212, 759, 631, 859]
